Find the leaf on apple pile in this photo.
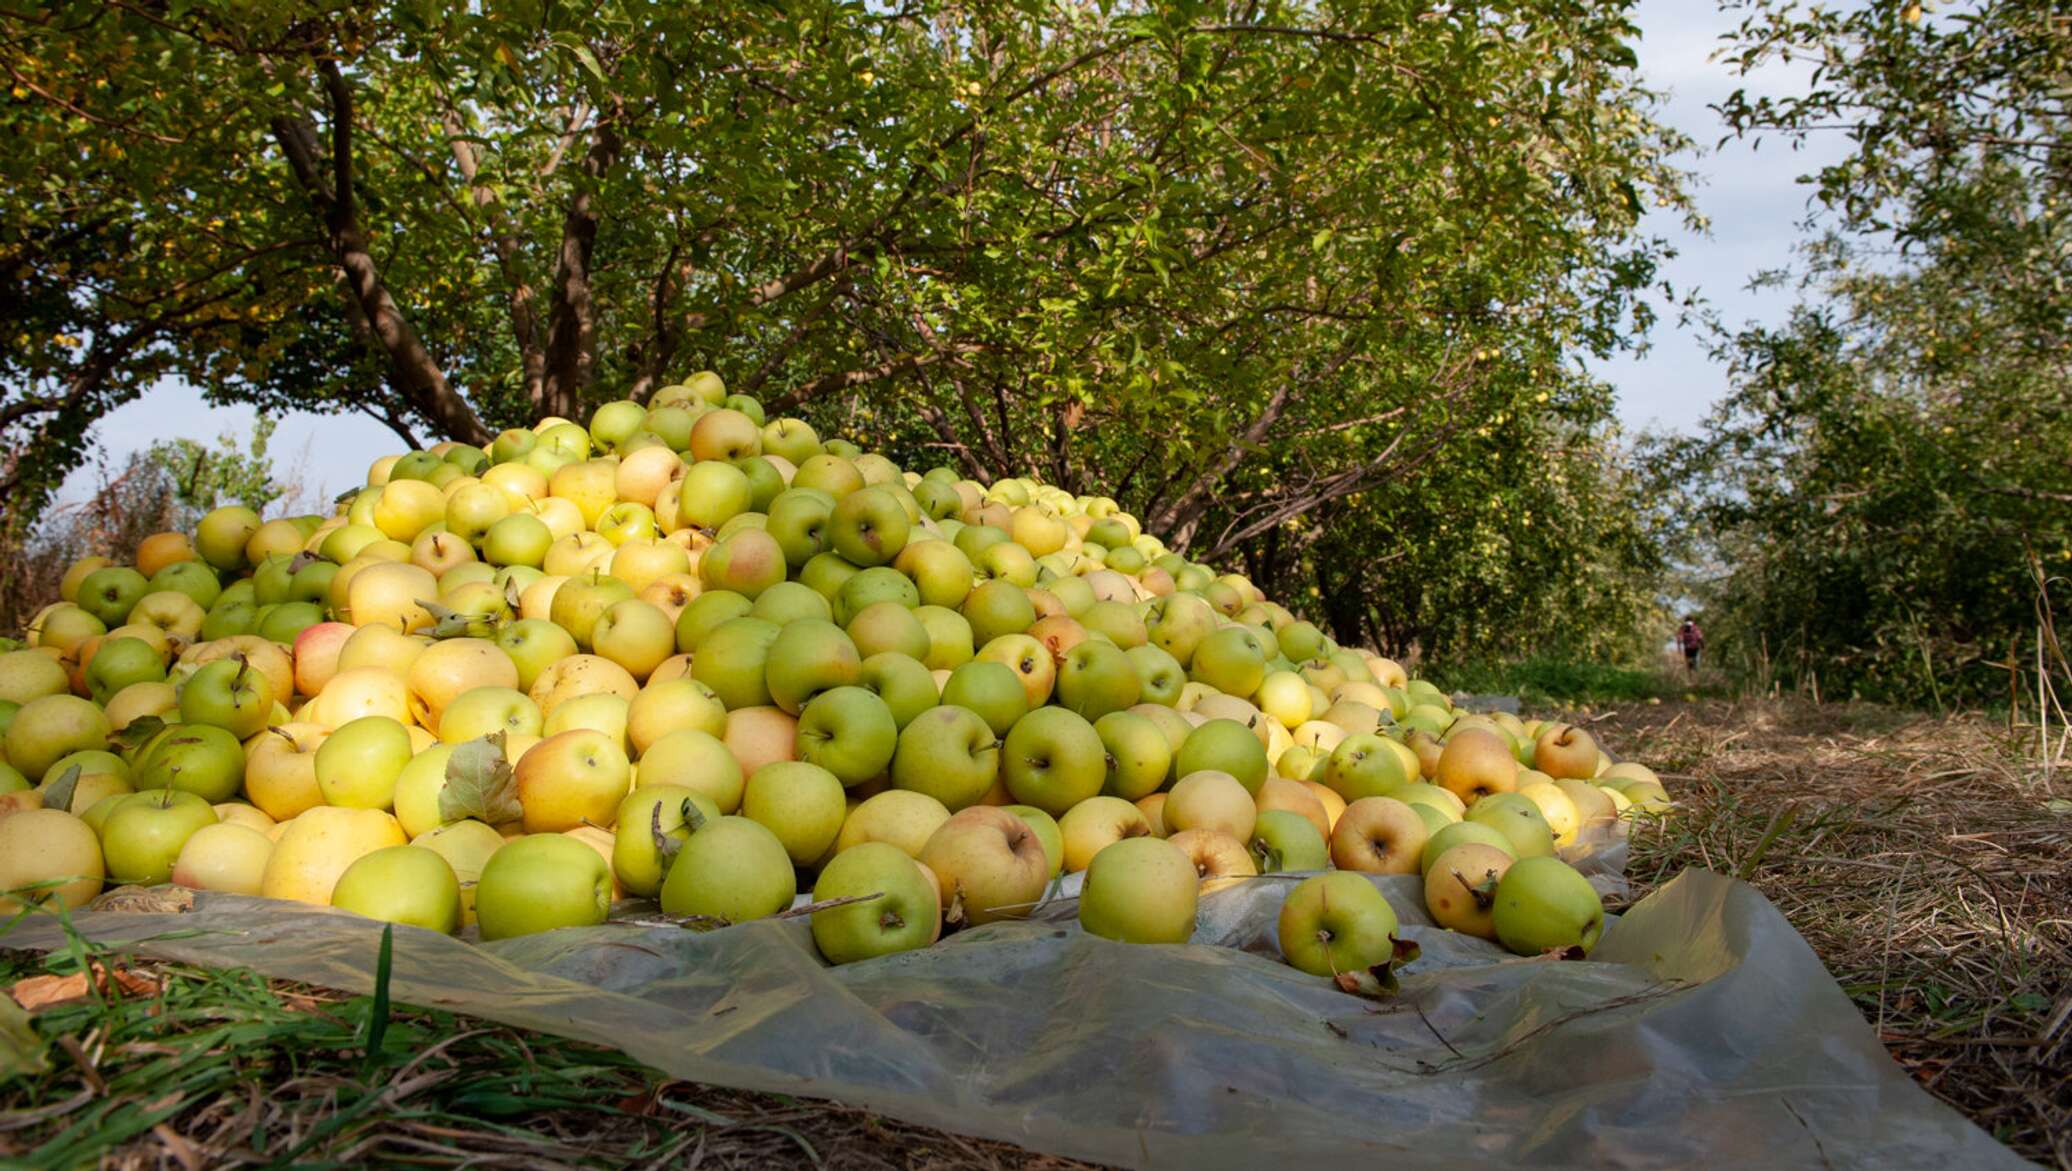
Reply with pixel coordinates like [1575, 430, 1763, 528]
[1251, 838, 1285, 874]
[110, 714, 169, 755]
[502, 577, 525, 613]
[942, 886, 968, 931]
[40, 764, 82, 814]
[1330, 936, 1423, 1000]
[418, 599, 500, 641]
[288, 550, 321, 573]
[439, 732, 520, 826]
[1453, 866, 1502, 912]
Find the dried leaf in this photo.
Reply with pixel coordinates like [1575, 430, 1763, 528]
[88, 886, 195, 915]
[438, 732, 520, 825]
[11, 963, 161, 1011]
[1330, 935, 1421, 1000]
[418, 599, 497, 640]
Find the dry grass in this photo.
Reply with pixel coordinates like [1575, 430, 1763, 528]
[1592, 698, 2072, 1170]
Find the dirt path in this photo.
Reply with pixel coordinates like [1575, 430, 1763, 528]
[1593, 698, 2071, 1169]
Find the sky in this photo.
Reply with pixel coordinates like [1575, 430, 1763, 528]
[57, 0, 1851, 507]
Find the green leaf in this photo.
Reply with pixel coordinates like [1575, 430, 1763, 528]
[438, 733, 520, 826]
[0, 994, 49, 1080]
[40, 764, 82, 814]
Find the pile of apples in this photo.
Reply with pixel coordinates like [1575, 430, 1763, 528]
[0, 373, 1672, 978]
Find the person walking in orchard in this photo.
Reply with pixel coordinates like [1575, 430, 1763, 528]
[1677, 616, 1705, 674]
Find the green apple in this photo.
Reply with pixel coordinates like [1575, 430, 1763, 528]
[136, 723, 245, 803]
[674, 590, 752, 653]
[100, 788, 219, 885]
[1081, 600, 1147, 649]
[856, 652, 936, 729]
[475, 834, 614, 940]
[741, 760, 847, 865]
[1464, 792, 1556, 859]
[1419, 819, 1517, 874]
[798, 551, 860, 602]
[833, 566, 919, 625]
[178, 655, 272, 740]
[148, 559, 223, 609]
[85, 637, 167, 704]
[765, 488, 835, 570]
[761, 417, 821, 466]
[794, 453, 864, 498]
[890, 704, 999, 811]
[795, 686, 897, 787]
[1277, 870, 1401, 977]
[1325, 732, 1414, 802]
[314, 715, 415, 809]
[658, 815, 797, 922]
[483, 514, 553, 568]
[1054, 639, 1141, 721]
[828, 486, 910, 567]
[76, 566, 150, 627]
[1143, 592, 1217, 666]
[1190, 626, 1269, 698]
[845, 601, 931, 662]
[960, 579, 1035, 646]
[1492, 856, 1604, 956]
[6, 694, 112, 780]
[1176, 719, 1269, 795]
[763, 619, 862, 714]
[749, 580, 832, 626]
[913, 605, 975, 670]
[611, 784, 723, 896]
[1078, 836, 1198, 944]
[589, 399, 650, 449]
[496, 618, 580, 693]
[999, 804, 1063, 877]
[195, 505, 261, 571]
[0, 648, 73, 705]
[677, 460, 754, 531]
[635, 729, 746, 812]
[689, 616, 782, 710]
[698, 528, 787, 599]
[1250, 808, 1330, 873]
[1000, 706, 1105, 816]
[1126, 644, 1185, 706]
[1092, 710, 1170, 801]
[330, 845, 463, 933]
[809, 842, 939, 964]
[939, 660, 1028, 737]
[892, 538, 974, 610]
[439, 686, 543, 743]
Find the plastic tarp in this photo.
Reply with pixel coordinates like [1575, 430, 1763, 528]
[1, 865, 2029, 1170]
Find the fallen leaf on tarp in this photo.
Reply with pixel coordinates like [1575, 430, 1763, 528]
[0, 994, 47, 1078]
[88, 885, 196, 915]
[10, 963, 162, 1011]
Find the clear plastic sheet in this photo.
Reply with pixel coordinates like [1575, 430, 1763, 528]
[1, 867, 2026, 1170]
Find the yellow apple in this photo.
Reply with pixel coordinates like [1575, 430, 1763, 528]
[260, 806, 408, 905]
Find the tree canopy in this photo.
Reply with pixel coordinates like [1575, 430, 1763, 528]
[2, 0, 1686, 657]
[1662, 0, 2070, 703]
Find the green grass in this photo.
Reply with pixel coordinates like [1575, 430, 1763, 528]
[1428, 656, 1702, 706]
[0, 920, 1080, 1169]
